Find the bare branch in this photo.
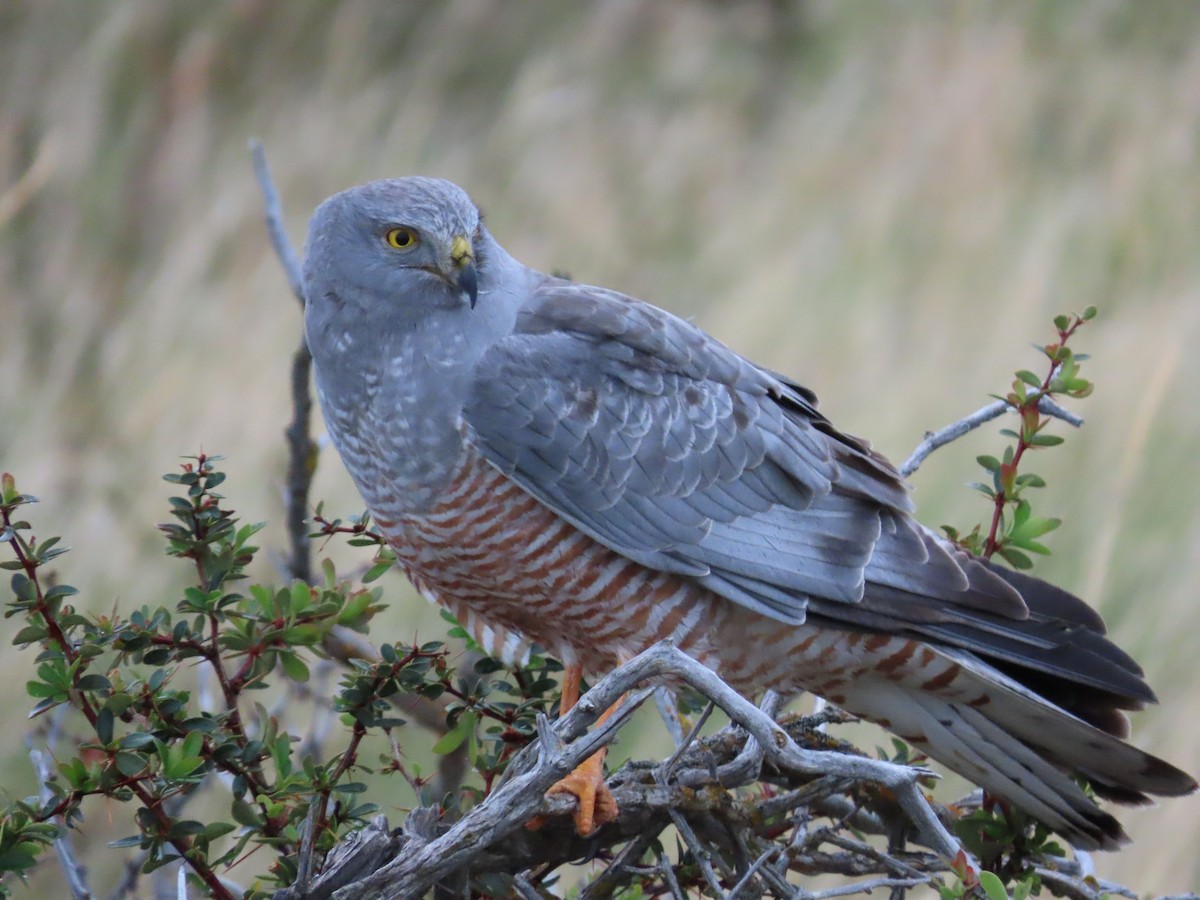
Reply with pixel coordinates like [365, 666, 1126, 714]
[1032, 859, 1139, 900]
[512, 873, 543, 900]
[278, 642, 970, 899]
[900, 395, 1083, 478]
[657, 851, 689, 900]
[27, 710, 93, 900]
[660, 699, 715, 778]
[654, 685, 688, 747]
[809, 877, 930, 900]
[250, 140, 305, 307]
[666, 803, 733, 892]
[282, 336, 315, 583]
[250, 140, 316, 584]
[726, 845, 778, 900]
[575, 830, 663, 899]
[293, 797, 324, 896]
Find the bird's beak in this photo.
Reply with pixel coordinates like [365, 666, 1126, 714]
[450, 234, 478, 309]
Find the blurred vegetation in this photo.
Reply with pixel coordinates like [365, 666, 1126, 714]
[1, 1, 1197, 894]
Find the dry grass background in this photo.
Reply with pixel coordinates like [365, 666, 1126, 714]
[1, 1, 1198, 894]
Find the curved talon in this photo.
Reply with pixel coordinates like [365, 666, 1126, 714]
[547, 759, 618, 835]
[527, 752, 618, 835]
[526, 663, 623, 835]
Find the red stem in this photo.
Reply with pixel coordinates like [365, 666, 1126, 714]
[4, 509, 236, 899]
[982, 317, 1084, 559]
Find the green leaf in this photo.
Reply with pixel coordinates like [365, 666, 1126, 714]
[11, 573, 35, 602]
[120, 732, 157, 751]
[976, 455, 1001, 473]
[290, 579, 311, 612]
[114, 752, 147, 777]
[42, 584, 78, 601]
[0, 842, 43, 871]
[181, 730, 205, 759]
[1027, 432, 1064, 447]
[202, 821, 237, 842]
[432, 711, 476, 755]
[166, 755, 206, 779]
[279, 651, 310, 683]
[26, 680, 63, 700]
[979, 871, 1010, 900]
[12, 624, 48, 645]
[1009, 514, 1061, 546]
[996, 546, 1034, 571]
[108, 834, 146, 850]
[106, 692, 135, 717]
[362, 560, 393, 583]
[95, 708, 115, 745]
[75, 673, 112, 692]
[167, 819, 206, 838]
[0, 472, 17, 504]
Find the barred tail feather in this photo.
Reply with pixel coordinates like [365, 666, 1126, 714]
[839, 646, 1196, 850]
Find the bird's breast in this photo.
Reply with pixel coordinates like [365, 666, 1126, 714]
[364, 440, 732, 672]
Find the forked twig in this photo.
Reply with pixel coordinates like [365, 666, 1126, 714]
[251, 140, 315, 585]
[310, 642, 968, 900]
[900, 395, 1082, 477]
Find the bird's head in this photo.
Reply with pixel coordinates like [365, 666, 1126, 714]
[303, 176, 482, 321]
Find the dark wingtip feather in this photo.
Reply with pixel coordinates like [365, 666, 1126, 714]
[1140, 756, 1199, 797]
[980, 555, 1107, 634]
[1086, 753, 1197, 804]
[1083, 808, 1132, 851]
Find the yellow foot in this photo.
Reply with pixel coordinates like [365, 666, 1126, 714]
[526, 664, 623, 835]
[528, 753, 618, 835]
[547, 763, 618, 835]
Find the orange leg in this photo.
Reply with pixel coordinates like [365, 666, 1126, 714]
[539, 663, 620, 835]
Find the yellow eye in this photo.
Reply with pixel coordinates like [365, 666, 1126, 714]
[385, 226, 419, 250]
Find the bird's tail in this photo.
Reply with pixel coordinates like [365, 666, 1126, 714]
[837, 645, 1196, 850]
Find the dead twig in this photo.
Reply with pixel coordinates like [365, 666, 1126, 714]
[900, 395, 1082, 477]
[27, 729, 93, 900]
[250, 140, 314, 584]
[284, 642, 970, 899]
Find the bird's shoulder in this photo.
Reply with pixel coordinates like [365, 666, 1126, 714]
[498, 275, 902, 482]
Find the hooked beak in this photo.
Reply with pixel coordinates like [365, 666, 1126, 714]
[450, 234, 477, 309]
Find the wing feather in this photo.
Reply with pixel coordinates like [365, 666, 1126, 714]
[465, 279, 997, 627]
[464, 276, 1174, 713]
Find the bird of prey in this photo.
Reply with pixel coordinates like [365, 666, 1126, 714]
[302, 176, 1195, 847]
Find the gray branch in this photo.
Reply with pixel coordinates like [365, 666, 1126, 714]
[251, 140, 304, 307]
[277, 642, 973, 899]
[271, 640, 1133, 899]
[251, 139, 315, 584]
[27, 737, 93, 900]
[900, 395, 1083, 478]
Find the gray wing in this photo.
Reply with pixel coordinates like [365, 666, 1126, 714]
[465, 277, 1165, 783]
[464, 278, 1031, 628]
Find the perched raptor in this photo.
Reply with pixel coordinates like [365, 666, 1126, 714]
[302, 176, 1195, 847]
